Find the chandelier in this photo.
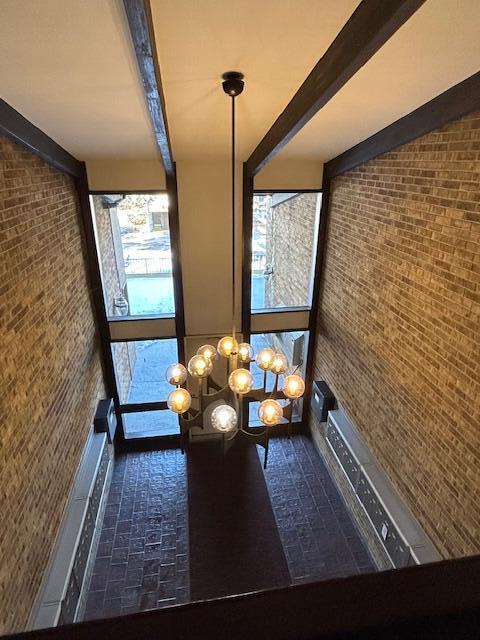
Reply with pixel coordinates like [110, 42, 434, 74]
[164, 71, 305, 467]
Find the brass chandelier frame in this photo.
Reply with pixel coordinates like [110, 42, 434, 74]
[178, 357, 297, 468]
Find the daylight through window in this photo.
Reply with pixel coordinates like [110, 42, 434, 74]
[251, 192, 321, 311]
[90, 193, 175, 318]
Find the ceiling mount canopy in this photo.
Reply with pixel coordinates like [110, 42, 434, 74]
[222, 71, 245, 97]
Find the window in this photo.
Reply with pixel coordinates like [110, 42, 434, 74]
[251, 192, 321, 311]
[90, 190, 184, 442]
[122, 410, 179, 439]
[112, 339, 178, 404]
[111, 339, 179, 438]
[90, 193, 175, 318]
[248, 330, 307, 426]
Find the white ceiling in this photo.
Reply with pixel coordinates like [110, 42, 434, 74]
[149, 0, 360, 161]
[0, 0, 160, 161]
[274, 0, 480, 164]
[0, 0, 479, 169]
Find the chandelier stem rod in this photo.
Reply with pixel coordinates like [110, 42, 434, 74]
[231, 93, 236, 343]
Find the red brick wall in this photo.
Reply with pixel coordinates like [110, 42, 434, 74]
[0, 135, 106, 633]
[314, 111, 480, 559]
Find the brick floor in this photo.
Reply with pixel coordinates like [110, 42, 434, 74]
[83, 435, 374, 621]
[259, 436, 374, 583]
[83, 449, 189, 620]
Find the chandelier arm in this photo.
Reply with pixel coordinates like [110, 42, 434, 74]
[201, 384, 235, 403]
[240, 426, 268, 438]
[180, 410, 202, 424]
[266, 383, 288, 402]
[267, 386, 281, 401]
[207, 375, 223, 392]
[242, 388, 286, 402]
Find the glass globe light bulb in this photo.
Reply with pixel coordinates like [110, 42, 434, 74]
[211, 404, 238, 433]
[270, 353, 288, 375]
[167, 388, 191, 414]
[228, 368, 253, 395]
[165, 363, 187, 386]
[217, 336, 239, 358]
[197, 344, 217, 362]
[255, 347, 275, 371]
[238, 342, 254, 363]
[187, 354, 213, 378]
[258, 399, 283, 426]
[283, 374, 305, 399]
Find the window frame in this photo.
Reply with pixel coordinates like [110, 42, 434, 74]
[90, 190, 177, 322]
[89, 188, 185, 444]
[249, 190, 322, 315]
[110, 337, 182, 440]
[242, 184, 323, 429]
[245, 329, 310, 428]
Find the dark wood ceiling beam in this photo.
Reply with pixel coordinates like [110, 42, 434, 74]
[123, 0, 174, 176]
[0, 99, 82, 178]
[246, 0, 426, 176]
[325, 71, 480, 179]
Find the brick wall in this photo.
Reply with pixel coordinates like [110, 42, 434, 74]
[92, 196, 125, 316]
[265, 193, 319, 308]
[0, 135, 106, 633]
[112, 340, 135, 403]
[314, 111, 480, 559]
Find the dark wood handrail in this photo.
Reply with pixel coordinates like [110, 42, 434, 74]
[6, 554, 480, 639]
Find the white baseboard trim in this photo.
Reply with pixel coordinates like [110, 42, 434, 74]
[28, 429, 112, 630]
[312, 408, 441, 569]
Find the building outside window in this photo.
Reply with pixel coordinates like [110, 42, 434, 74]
[90, 193, 174, 318]
[251, 192, 321, 311]
[91, 193, 180, 439]
[112, 339, 180, 438]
